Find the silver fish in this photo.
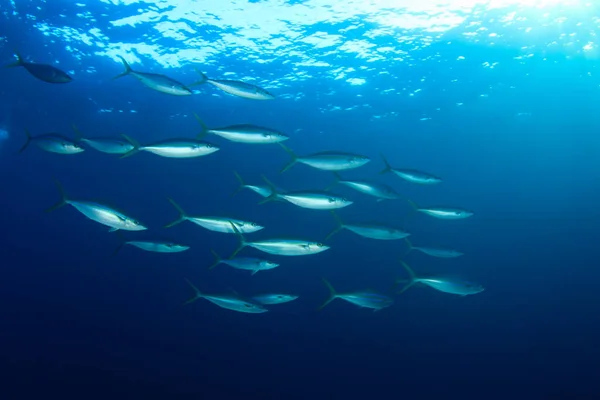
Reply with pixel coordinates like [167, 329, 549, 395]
[112, 56, 193, 96]
[404, 238, 463, 258]
[260, 176, 353, 210]
[120, 135, 219, 159]
[183, 279, 268, 313]
[319, 279, 393, 311]
[72, 124, 134, 155]
[208, 249, 279, 275]
[7, 52, 72, 83]
[405, 198, 473, 220]
[20, 129, 84, 155]
[165, 198, 263, 234]
[192, 70, 275, 100]
[195, 113, 288, 144]
[329, 172, 401, 201]
[114, 240, 189, 254]
[397, 261, 484, 296]
[325, 211, 410, 241]
[380, 154, 442, 185]
[279, 143, 371, 173]
[230, 222, 329, 257]
[232, 171, 274, 198]
[46, 181, 147, 232]
[252, 294, 299, 305]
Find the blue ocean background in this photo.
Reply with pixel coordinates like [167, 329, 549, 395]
[1, 1, 600, 398]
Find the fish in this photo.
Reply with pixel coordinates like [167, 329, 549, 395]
[46, 180, 147, 232]
[252, 294, 299, 305]
[403, 238, 464, 258]
[6, 52, 72, 83]
[229, 222, 330, 257]
[192, 70, 275, 100]
[208, 249, 280, 275]
[232, 171, 274, 198]
[120, 134, 219, 159]
[112, 56, 193, 96]
[380, 154, 442, 185]
[114, 240, 190, 255]
[279, 143, 371, 173]
[260, 176, 353, 210]
[20, 129, 84, 155]
[328, 172, 401, 201]
[164, 198, 264, 234]
[396, 261, 484, 296]
[325, 211, 410, 241]
[71, 124, 134, 155]
[404, 198, 474, 220]
[194, 113, 288, 144]
[319, 279, 394, 311]
[183, 279, 268, 314]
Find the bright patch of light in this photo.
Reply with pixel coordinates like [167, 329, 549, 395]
[347, 78, 366, 86]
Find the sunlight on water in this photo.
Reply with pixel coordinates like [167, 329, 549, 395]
[0, 128, 9, 147]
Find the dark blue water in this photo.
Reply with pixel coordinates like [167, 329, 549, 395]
[1, 1, 600, 398]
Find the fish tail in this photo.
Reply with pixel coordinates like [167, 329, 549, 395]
[119, 134, 141, 158]
[396, 260, 417, 294]
[45, 179, 69, 213]
[324, 171, 342, 191]
[318, 278, 338, 311]
[6, 52, 23, 68]
[113, 242, 126, 256]
[183, 278, 203, 305]
[208, 249, 222, 270]
[231, 171, 246, 197]
[193, 112, 209, 139]
[18, 129, 32, 153]
[71, 123, 84, 142]
[401, 237, 413, 258]
[228, 221, 247, 258]
[112, 231, 127, 255]
[112, 56, 132, 80]
[324, 210, 344, 241]
[379, 153, 393, 174]
[189, 69, 208, 86]
[258, 175, 280, 204]
[278, 143, 298, 173]
[164, 198, 189, 228]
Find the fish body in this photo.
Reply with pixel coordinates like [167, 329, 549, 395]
[195, 114, 288, 144]
[380, 154, 442, 185]
[405, 238, 463, 258]
[397, 261, 483, 296]
[332, 174, 400, 200]
[20, 130, 83, 154]
[232, 171, 282, 199]
[47, 181, 147, 232]
[119, 241, 190, 253]
[325, 211, 410, 241]
[252, 294, 299, 305]
[113, 56, 192, 96]
[121, 135, 219, 159]
[193, 71, 275, 100]
[209, 249, 279, 275]
[7, 53, 72, 83]
[184, 280, 268, 313]
[260, 176, 352, 210]
[279, 143, 370, 173]
[319, 279, 393, 311]
[165, 198, 263, 234]
[417, 207, 473, 220]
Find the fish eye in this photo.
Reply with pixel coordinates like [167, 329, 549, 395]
[244, 303, 252, 308]
[317, 243, 324, 247]
[251, 222, 258, 227]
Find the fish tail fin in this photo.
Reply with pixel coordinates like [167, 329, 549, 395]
[18, 129, 32, 153]
[401, 237, 413, 258]
[183, 278, 203, 305]
[189, 69, 209, 86]
[164, 198, 188, 228]
[396, 260, 417, 294]
[258, 175, 280, 204]
[71, 123, 84, 142]
[324, 210, 344, 241]
[6, 52, 23, 68]
[278, 143, 298, 173]
[45, 179, 69, 213]
[112, 56, 133, 80]
[231, 171, 246, 197]
[112, 231, 127, 255]
[318, 278, 338, 311]
[379, 153, 393, 174]
[119, 134, 141, 158]
[208, 249, 222, 270]
[193, 112, 209, 139]
[113, 242, 126, 256]
[324, 172, 342, 191]
[228, 221, 247, 258]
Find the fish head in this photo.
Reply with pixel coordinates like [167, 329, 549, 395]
[260, 260, 280, 269]
[329, 196, 353, 207]
[456, 209, 474, 218]
[52, 71, 73, 83]
[63, 141, 84, 153]
[241, 302, 269, 313]
[305, 242, 330, 254]
[262, 132, 288, 142]
[166, 243, 189, 251]
[274, 294, 298, 302]
[125, 217, 148, 231]
[349, 155, 371, 166]
[246, 221, 265, 231]
[255, 87, 275, 100]
[461, 282, 485, 295]
[194, 142, 219, 153]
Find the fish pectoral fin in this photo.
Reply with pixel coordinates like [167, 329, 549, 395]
[108, 227, 119, 233]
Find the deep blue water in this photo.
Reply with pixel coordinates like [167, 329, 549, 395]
[2, 1, 600, 399]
